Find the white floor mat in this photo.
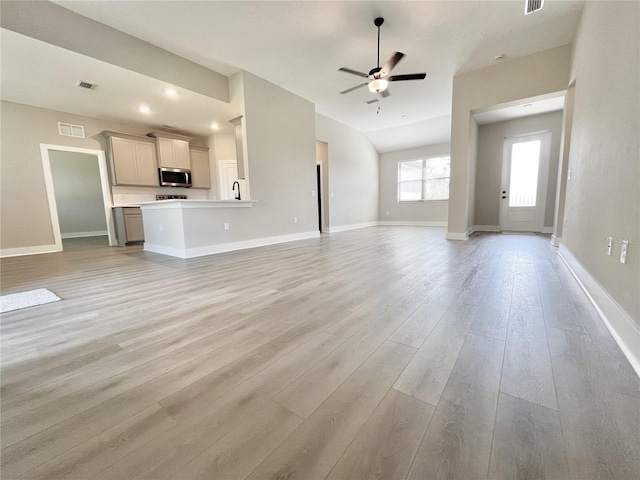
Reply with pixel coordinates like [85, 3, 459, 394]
[0, 289, 61, 313]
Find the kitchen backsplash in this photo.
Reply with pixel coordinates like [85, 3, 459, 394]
[111, 185, 209, 206]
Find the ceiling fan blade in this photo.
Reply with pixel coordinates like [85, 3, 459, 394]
[380, 89, 391, 98]
[366, 98, 379, 104]
[340, 83, 368, 94]
[387, 73, 427, 82]
[338, 67, 370, 78]
[380, 52, 405, 77]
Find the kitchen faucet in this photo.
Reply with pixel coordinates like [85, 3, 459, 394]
[232, 181, 241, 200]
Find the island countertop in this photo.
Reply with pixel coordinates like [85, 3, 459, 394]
[137, 199, 256, 209]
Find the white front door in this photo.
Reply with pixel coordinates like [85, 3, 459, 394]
[499, 131, 551, 232]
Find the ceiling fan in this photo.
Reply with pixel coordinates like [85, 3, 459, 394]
[339, 17, 427, 103]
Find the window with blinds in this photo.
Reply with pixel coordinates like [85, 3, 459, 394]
[398, 156, 450, 201]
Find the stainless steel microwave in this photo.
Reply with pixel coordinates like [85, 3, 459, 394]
[159, 168, 192, 188]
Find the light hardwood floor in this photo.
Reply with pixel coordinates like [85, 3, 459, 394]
[1, 228, 638, 480]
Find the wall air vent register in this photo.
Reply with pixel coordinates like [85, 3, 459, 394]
[75, 80, 95, 89]
[57, 122, 85, 139]
[525, 0, 544, 15]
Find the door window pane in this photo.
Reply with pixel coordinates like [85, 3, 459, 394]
[509, 140, 540, 207]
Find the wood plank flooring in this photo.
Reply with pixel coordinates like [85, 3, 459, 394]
[1, 229, 638, 480]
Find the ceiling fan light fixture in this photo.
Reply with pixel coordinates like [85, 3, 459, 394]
[368, 78, 389, 93]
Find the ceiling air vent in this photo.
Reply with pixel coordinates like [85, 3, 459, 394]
[58, 122, 85, 138]
[525, 0, 544, 15]
[75, 80, 95, 90]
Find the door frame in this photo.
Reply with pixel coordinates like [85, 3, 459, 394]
[40, 144, 117, 250]
[499, 130, 552, 232]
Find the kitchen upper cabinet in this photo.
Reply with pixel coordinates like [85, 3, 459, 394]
[149, 132, 192, 170]
[103, 131, 157, 187]
[189, 146, 211, 189]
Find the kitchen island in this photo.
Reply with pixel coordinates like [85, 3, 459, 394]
[138, 199, 319, 258]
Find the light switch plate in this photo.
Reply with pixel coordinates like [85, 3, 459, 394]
[620, 240, 629, 264]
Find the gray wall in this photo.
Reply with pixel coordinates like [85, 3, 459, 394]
[49, 150, 107, 236]
[474, 111, 563, 228]
[0, 101, 209, 252]
[379, 143, 450, 224]
[241, 71, 318, 236]
[448, 45, 572, 236]
[564, 2, 639, 324]
[316, 114, 379, 228]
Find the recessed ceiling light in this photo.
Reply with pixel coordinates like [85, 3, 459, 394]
[210, 123, 220, 130]
[164, 88, 177, 96]
[138, 105, 151, 113]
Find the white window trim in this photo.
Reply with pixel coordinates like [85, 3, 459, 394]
[397, 156, 451, 202]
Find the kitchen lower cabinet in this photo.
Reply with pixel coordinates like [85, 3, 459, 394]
[113, 207, 144, 245]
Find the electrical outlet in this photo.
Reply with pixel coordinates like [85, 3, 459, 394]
[311, 190, 316, 197]
[331, 192, 334, 198]
[293, 217, 298, 224]
[224, 222, 229, 231]
[386, 211, 390, 216]
[620, 240, 629, 264]
[607, 237, 613, 256]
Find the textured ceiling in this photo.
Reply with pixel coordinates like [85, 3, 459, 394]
[5, 1, 584, 152]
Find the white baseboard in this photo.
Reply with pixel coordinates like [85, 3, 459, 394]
[377, 221, 447, 227]
[558, 244, 640, 378]
[145, 231, 321, 259]
[0, 244, 61, 258]
[541, 227, 554, 234]
[551, 235, 562, 246]
[61, 230, 108, 239]
[446, 231, 469, 241]
[143, 243, 187, 258]
[326, 222, 377, 233]
[472, 225, 501, 232]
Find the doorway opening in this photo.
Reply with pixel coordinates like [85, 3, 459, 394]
[316, 164, 322, 231]
[40, 144, 116, 251]
[315, 140, 329, 232]
[218, 158, 245, 200]
[499, 131, 551, 232]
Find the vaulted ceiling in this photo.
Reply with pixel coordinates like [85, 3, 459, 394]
[2, 1, 584, 152]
